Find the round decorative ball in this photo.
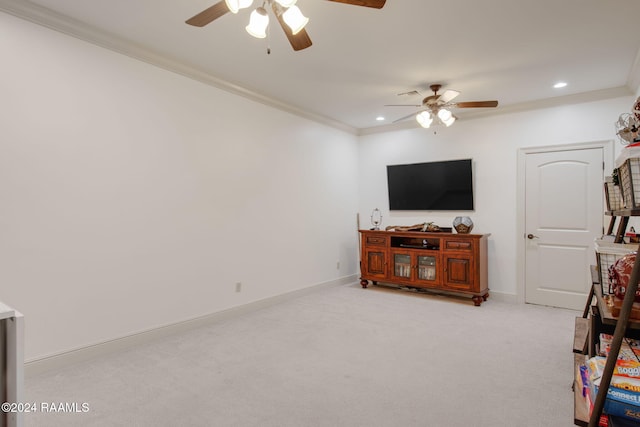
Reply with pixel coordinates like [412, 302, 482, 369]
[453, 216, 473, 234]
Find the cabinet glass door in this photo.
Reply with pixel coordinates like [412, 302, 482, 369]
[417, 255, 437, 281]
[393, 253, 412, 279]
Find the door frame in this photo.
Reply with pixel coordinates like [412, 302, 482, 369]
[516, 140, 614, 304]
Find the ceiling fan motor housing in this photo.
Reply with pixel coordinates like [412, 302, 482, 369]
[423, 84, 443, 106]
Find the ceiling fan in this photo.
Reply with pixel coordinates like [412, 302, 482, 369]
[387, 84, 499, 128]
[185, 0, 386, 52]
[615, 113, 639, 145]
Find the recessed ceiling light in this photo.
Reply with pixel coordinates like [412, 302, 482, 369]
[376, 116, 385, 121]
[553, 82, 567, 89]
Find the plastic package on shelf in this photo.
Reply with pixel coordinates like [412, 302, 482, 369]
[595, 239, 639, 294]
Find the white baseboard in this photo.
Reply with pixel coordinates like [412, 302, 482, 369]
[487, 290, 518, 304]
[25, 275, 357, 377]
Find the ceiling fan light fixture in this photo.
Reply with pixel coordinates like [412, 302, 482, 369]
[282, 5, 309, 35]
[437, 108, 452, 122]
[246, 7, 269, 38]
[225, 0, 254, 14]
[274, 0, 297, 7]
[416, 111, 433, 128]
[442, 115, 456, 127]
[442, 117, 456, 127]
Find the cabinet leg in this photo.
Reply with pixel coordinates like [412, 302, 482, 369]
[472, 295, 483, 306]
[482, 292, 489, 301]
[360, 279, 369, 288]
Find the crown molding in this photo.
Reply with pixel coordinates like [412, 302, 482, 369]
[0, 0, 358, 135]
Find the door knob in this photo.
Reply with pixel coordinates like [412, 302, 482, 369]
[527, 234, 539, 239]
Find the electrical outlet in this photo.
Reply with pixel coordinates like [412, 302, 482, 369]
[336, 261, 340, 270]
[235, 282, 242, 292]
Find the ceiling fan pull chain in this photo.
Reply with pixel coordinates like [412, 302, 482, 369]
[266, 16, 271, 54]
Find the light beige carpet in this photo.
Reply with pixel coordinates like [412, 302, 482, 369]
[24, 283, 577, 426]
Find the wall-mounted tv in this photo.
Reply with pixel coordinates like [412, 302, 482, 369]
[387, 159, 474, 211]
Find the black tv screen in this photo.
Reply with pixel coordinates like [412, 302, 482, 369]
[387, 159, 474, 211]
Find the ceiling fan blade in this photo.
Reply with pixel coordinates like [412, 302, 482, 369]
[455, 101, 499, 108]
[325, 0, 386, 8]
[385, 104, 422, 107]
[393, 111, 422, 124]
[186, 1, 230, 27]
[272, 3, 313, 51]
[438, 90, 460, 104]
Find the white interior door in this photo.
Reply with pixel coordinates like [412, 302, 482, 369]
[524, 148, 603, 309]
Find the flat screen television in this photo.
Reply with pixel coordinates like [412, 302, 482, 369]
[386, 159, 474, 211]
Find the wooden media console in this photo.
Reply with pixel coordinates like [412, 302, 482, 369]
[359, 230, 489, 306]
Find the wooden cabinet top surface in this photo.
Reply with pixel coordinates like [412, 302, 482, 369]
[359, 229, 490, 239]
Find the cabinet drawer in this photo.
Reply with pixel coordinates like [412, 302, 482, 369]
[366, 235, 387, 246]
[444, 239, 473, 251]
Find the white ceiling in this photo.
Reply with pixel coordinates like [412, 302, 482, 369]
[3, 0, 640, 133]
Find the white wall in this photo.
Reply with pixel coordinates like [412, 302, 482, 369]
[358, 96, 636, 298]
[2, 8, 638, 363]
[0, 12, 359, 361]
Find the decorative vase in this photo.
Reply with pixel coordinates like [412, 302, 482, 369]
[453, 216, 473, 234]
